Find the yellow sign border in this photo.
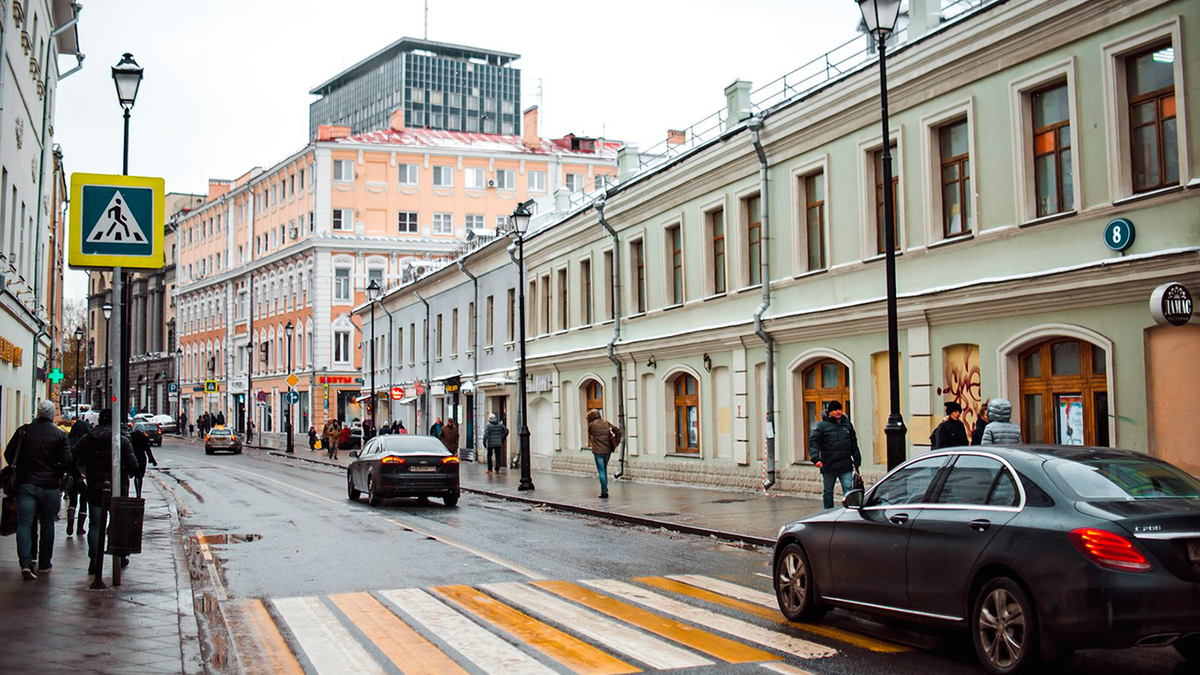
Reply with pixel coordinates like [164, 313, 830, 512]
[68, 172, 165, 270]
[204, 379, 219, 393]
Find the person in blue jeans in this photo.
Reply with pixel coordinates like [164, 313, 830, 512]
[4, 400, 73, 580]
[808, 401, 862, 509]
[71, 408, 138, 576]
[586, 409, 621, 498]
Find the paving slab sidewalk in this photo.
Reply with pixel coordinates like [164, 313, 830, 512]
[0, 476, 201, 675]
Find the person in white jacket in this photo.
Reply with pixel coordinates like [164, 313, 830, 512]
[981, 398, 1022, 445]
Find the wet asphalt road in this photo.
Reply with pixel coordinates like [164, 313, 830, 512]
[151, 437, 1190, 675]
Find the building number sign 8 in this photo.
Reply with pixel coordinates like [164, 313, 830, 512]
[1104, 218, 1135, 252]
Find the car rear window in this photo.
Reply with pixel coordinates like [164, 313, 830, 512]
[1046, 457, 1200, 501]
[209, 429, 232, 436]
[378, 436, 451, 456]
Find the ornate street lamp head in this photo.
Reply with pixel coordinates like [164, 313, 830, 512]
[367, 278, 382, 301]
[74, 327, 84, 340]
[510, 201, 533, 235]
[102, 303, 113, 320]
[856, 0, 903, 38]
[111, 53, 143, 109]
[285, 320, 294, 338]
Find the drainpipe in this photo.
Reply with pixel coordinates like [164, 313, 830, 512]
[413, 291, 430, 432]
[594, 195, 626, 479]
[457, 259, 480, 461]
[748, 115, 776, 491]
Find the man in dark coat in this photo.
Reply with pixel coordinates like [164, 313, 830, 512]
[65, 417, 93, 537]
[129, 426, 158, 498]
[429, 417, 443, 439]
[586, 409, 620, 498]
[808, 401, 862, 509]
[483, 414, 508, 473]
[440, 418, 459, 455]
[931, 401, 970, 450]
[72, 409, 138, 576]
[4, 400, 73, 579]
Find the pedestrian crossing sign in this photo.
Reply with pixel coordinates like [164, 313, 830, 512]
[68, 172, 165, 269]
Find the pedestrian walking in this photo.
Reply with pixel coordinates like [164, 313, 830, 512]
[429, 417, 443, 439]
[72, 409, 138, 576]
[3, 400, 73, 580]
[129, 425, 158, 499]
[808, 401, 862, 510]
[394, 421, 406, 435]
[971, 399, 990, 446]
[980, 398, 1022, 445]
[178, 413, 188, 437]
[440, 418, 459, 455]
[930, 401, 969, 450]
[323, 419, 340, 460]
[338, 425, 351, 459]
[65, 417, 93, 537]
[307, 426, 317, 451]
[216, 411, 226, 426]
[586, 409, 621, 498]
[483, 414, 508, 473]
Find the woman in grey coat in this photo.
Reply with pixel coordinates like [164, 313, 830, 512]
[980, 398, 1022, 445]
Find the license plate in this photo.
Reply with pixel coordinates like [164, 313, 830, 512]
[410, 466, 437, 472]
[1188, 540, 1200, 564]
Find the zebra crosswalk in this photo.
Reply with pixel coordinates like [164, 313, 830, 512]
[230, 574, 906, 674]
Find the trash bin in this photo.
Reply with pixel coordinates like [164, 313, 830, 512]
[106, 496, 145, 556]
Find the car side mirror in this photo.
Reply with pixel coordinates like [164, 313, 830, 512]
[842, 489, 864, 510]
[349, 451, 359, 459]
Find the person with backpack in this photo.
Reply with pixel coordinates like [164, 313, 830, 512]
[67, 408, 138, 576]
[586, 409, 621, 499]
[930, 401, 969, 449]
[4, 401, 74, 580]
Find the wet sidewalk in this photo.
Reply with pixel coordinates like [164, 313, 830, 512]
[258, 441, 825, 546]
[0, 474, 202, 674]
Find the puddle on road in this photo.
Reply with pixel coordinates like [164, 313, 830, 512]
[197, 533, 263, 545]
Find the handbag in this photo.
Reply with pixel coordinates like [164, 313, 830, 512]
[851, 468, 865, 492]
[1, 427, 24, 497]
[0, 495, 16, 536]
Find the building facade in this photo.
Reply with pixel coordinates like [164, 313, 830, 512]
[309, 37, 521, 140]
[175, 108, 617, 444]
[358, 0, 1199, 493]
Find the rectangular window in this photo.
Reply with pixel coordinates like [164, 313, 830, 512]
[298, 168, 305, 189]
[433, 213, 453, 235]
[804, 173, 826, 270]
[632, 240, 646, 314]
[709, 208, 726, 294]
[465, 167, 485, 189]
[495, 169, 515, 190]
[334, 331, 350, 364]
[565, 173, 584, 192]
[667, 225, 683, 305]
[436, 314, 443, 359]
[398, 163, 419, 186]
[506, 288, 515, 343]
[432, 165, 453, 188]
[396, 327, 403, 364]
[467, 302, 474, 354]
[603, 250, 614, 320]
[398, 211, 419, 233]
[332, 208, 353, 231]
[334, 268, 350, 302]
[874, 144, 900, 254]
[745, 195, 761, 286]
[1032, 83, 1073, 217]
[1127, 43, 1178, 193]
[580, 260, 593, 325]
[558, 269, 568, 331]
[527, 170, 546, 192]
[939, 119, 971, 237]
[451, 309, 458, 356]
[465, 214, 484, 230]
[367, 268, 383, 290]
[486, 294, 495, 346]
[333, 160, 354, 182]
[409, 322, 416, 365]
[541, 276, 551, 335]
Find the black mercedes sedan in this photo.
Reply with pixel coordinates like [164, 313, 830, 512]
[773, 446, 1200, 674]
[347, 435, 460, 507]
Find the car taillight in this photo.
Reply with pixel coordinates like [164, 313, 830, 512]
[441, 456, 460, 464]
[382, 457, 406, 465]
[230, 435, 236, 443]
[205, 434, 211, 442]
[157, 424, 162, 433]
[1069, 528, 1153, 572]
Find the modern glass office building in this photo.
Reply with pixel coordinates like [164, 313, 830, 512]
[309, 37, 521, 139]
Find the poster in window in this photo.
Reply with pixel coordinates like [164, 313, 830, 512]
[1057, 395, 1084, 445]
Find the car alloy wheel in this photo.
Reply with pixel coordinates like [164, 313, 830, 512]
[367, 476, 380, 507]
[347, 473, 360, 501]
[774, 542, 825, 621]
[973, 577, 1038, 674]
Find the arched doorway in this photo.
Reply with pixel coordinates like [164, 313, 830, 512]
[672, 373, 700, 454]
[1018, 338, 1108, 446]
[801, 359, 851, 459]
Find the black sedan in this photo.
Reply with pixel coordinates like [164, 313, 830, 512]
[774, 446, 1200, 674]
[347, 435, 459, 507]
[130, 421, 162, 446]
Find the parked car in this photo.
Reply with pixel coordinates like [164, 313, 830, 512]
[148, 414, 178, 434]
[347, 435, 459, 507]
[205, 426, 242, 455]
[130, 421, 162, 446]
[773, 446, 1200, 674]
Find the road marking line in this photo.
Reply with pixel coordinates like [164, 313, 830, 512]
[328, 592, 470, 675]
[195, 461, 544, 579]
[380, 588, 559, 675]
[273, 596, 388, 675]
[533, 580, 780, 664]
[760, 663, 818, 675]
[434, 585, 638, 675]
[232, 599, 306, 675]
[484, 582, 714, 671]
[583, 579, 836, 660]
[653, 576, 910, 654]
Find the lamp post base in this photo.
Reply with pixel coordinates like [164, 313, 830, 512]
[884, 414, 907, 471]
[517, 427, 535, 491]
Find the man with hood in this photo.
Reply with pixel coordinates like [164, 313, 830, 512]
[808, 401, 862, 509]
[930, 401, 969, 449]
[586, 409, 620, 498]
[72, 408, 138, 576]
[4, 400, 73, 580]
[980, 398, 1022, 445]
[483, 414, 508, 473]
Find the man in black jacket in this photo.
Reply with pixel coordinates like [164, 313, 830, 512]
[931, 401, 969, 449]
[3, 400, 73, 579]
[808, 401, 862, 509]
[72, 408, 138, 576]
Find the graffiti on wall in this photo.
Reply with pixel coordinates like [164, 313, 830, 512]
[939, 344, 982, 438]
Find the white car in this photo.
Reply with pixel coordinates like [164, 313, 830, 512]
[148, 414, 179, 434]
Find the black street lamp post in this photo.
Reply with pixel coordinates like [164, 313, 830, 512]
[509, 202, 534, 492]
[285, 321, 294, 454]
[102, 302, 112, 406]
[856, 0, 907, 471]
[175, 347, 183, 426]
[74, 327, 83, 410]
[367, 279, 381, 431]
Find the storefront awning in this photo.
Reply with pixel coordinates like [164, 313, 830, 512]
[399, 395, 420, 405]
[475, 376, 516, 389]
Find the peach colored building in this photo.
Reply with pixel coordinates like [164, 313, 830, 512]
[176, 107, 618, 439]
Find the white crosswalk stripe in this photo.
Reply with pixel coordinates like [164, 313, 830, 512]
[667, 574, 777, 608]
[483, 581, 715, 670]
[380, 587, 560, 675]
[272, 596, 389, 675]
[581, 579, 837, 660]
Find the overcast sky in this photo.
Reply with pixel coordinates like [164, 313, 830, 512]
[58, 0, 862, 299]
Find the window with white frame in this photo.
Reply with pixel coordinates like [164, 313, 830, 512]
[333, 330, 351, 364]
[495, 169, 515, 190]
[432, 165, 454, 188]
[332, 208, 353, 231]
[334, 268, 351, 302]
[398, 163, 419, 186]
[398, 211, 418, 233]
[565, 173, 584, 193]
[465, 214, 484, 230]
[433, 213, 453, 235]
[495, 216, 508, 230]
[333, 160, 354, 182]
[465, 167, 485, 189]
[368, 267, 384, 290]
[527, 170, 546, 192]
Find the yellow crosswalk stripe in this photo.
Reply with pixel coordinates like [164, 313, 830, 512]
[637, 576, 910, 654]
[533, 580, 781, 664]
[328, 592, 470, 675]
[433, 585, 639, 675]
[232, 599, 306, 675]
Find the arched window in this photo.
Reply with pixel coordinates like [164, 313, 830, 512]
[672, 374, 700, 454]
[584, 381, 603, 414]
[801, 359, 850, 457]
[1018, 338, 1108, 446]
